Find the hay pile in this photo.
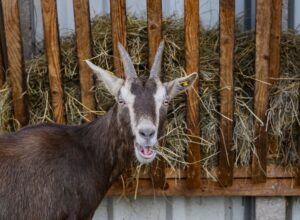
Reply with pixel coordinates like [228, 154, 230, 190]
[0, 16, 299, 176]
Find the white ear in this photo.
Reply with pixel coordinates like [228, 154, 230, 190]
[163, 72, 198, 99]
[85, 60, 124, 97]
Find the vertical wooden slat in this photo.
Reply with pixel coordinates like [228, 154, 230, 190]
[147, 0, 162, 67]
[0, 42, 4, 88]
[297, 112, 300, 186]
[73, 0, 95, 122]
[218, 0, 235, 187]
[268, 0, 282, 159]
[269, 0, 282, 83]
[184, 0, 201, 188]
[2, 0, 29, 127]
[110, 0, 126, 78]
[147, 0, 166, 189]
[252, 0, 272, 183]
[41, 0, 65, 124]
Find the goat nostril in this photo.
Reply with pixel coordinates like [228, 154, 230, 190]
[139, 130, 146, 137]
[139, 129, 155, 139]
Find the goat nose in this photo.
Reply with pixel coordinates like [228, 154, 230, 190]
[139, 128, 155, 139]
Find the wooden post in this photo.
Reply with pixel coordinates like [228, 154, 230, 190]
[2, 0, 29, 128]
[19, 0, 35, 59]
[147, 0, 166, 189]
[268, 0, 282, 160]
[297, 84, 300, 186]
[184, 0, 201, 188]
[0, 2, 6, 88]
[0, 39, 4, 88]
[73, 0, 95, 122]
[269, 0, 282, 83]
[41, 0, 65, 124]
[110, 0, 126, 78]
[252, 0, 271, 183]
[219, 0, 235, 187]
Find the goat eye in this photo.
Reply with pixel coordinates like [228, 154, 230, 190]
[118, 99, 126, 105]
[163, 98, 169, 105]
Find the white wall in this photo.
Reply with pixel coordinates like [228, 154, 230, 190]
[33, 0, 246, 40]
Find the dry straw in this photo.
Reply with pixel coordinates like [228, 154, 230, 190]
[0, 16, 299, 179]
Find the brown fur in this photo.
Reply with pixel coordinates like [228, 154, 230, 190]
[0, 103, 135, 220]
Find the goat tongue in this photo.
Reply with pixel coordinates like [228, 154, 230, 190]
[142, 147, 152, 155]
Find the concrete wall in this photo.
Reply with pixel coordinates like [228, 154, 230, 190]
[92, 196, 300, 220]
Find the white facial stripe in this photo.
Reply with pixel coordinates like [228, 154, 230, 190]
[153, 82, 167, 129]
[120, 82, 136, 135]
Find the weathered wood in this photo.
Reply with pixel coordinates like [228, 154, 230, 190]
[2, 0, 29, 128]
[147, 0, 166, 189]
[108, 178, 300, 196]
[147, 0, 162, 68]
[137, 165, 296, 179]
[252, 0, 271, 183]
[184, 0, 201, 189]
[41, 0, 65, 124]
[0, 41, 4, 88]
[0, 2, 6, 88]
[269, 0, 282, 83]
[218, 0, 235, 187]
[73, 0, 95, 122]
[268, 0, 282, 159]
[110, 0, 126, 77]
[19, 0, 35, 59]
[296, 101, 300, 186]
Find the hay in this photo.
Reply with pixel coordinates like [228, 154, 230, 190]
[0, 16, 299, 175]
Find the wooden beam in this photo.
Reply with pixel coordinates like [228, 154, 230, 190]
[110, 0, 126, 78]
[137, 165, 296, 180]
[107, 178, 300, 197]
[73, 0, 95, 122]
[184, 0, 201, 189]
[218, 0, 235, 187]
[2, 0, 29, 128]
[252, 0, 271, 183]
[41, 0, 65, 124]
[146, 0, 166, 189]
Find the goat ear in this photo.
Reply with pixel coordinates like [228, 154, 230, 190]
[163, 72, 198, 99]
[85, 60, 124, 97]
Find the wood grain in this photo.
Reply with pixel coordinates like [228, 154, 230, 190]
[184, 0, 201, 189]
[0, 42, 4, 88]
[252, 0, 272, 183]
[268, 0, 282, 158]
[219, 0, 235, 187]
[146, 0, 166, 189]
[2, 0, 29, 128]
[73, 0, 95, 122]
[147, 0, 162, 68]
[41, 0, 65, 124]
[296, 100, 300, 186]
[108, 178, 300, 197]
[110, 0, 126, 77]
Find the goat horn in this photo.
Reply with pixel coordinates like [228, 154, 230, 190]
[117, 43, 137, 78]
[149, 40, 165, 79]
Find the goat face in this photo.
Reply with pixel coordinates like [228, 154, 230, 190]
[86, 41, 198, 164]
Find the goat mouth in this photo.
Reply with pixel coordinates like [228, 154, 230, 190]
[134, 143, 157, 163]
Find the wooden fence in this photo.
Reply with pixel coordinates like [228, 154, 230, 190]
[0, 0, 299, 196]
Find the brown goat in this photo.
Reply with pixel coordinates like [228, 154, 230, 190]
[0, 42, 197, 219]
